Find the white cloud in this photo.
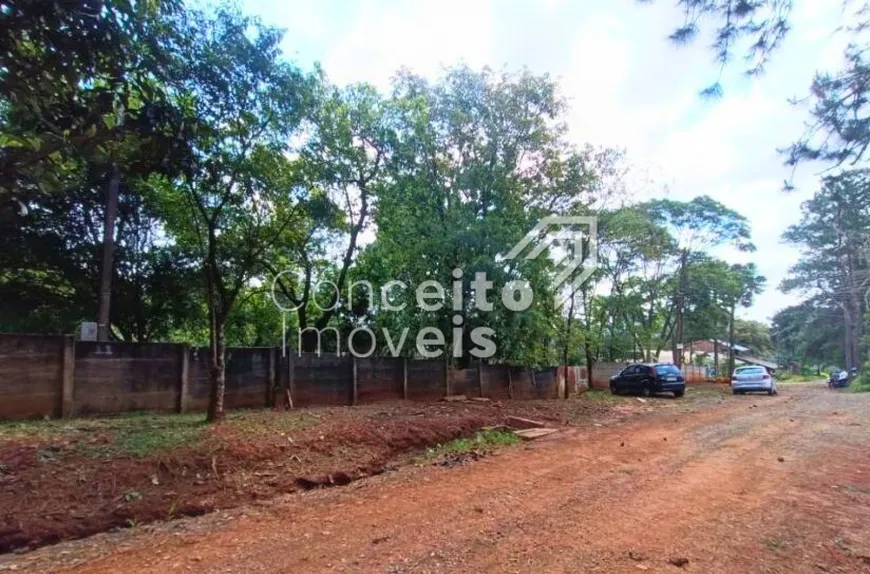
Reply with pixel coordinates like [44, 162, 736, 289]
[322, 0, 495, 89]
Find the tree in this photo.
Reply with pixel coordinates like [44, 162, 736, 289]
[782, 169, 870, 371]
[1, 0, 194, 340]
[272, 81, 391, 353]
[772, 302, 847, 370]
[733, 318, 774, 358]
[355, 66, 605, 367]
[0, 169, 200, 339]
[721, 263, 766, 373]
[595, 207, 678, 363]
[155, 7, 313, 422]
[643, 196, 754, 367]
[0, 0, 187, 199]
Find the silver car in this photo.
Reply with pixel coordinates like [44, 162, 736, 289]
[731, 366, 777, 396]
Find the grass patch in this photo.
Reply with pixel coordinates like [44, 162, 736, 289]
[75, 412, 207, 458]
[777, 373, 826, 383]
[0, 409, 321, 459]
[847, 374, 870, 393]
[224, 410, 319, 438]
[424, 429, 519, 460]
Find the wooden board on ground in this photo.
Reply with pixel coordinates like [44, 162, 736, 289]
[505, 415, 546, 429]
[513, 428, 559, 440]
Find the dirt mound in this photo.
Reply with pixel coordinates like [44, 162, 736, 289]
[0, 389, 675, 554]
[0, 404, 500, 553]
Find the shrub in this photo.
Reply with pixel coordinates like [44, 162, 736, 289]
[847, 372, 870, 393]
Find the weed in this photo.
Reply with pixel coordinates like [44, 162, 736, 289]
[424, 429, 519, 460]
[123, 490, 142, 502]
[847, 374, 870, 393]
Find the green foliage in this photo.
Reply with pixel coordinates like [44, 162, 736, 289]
[0, 409, 319, 456]
[0, 1, 779, 419]
[776, 372, 825, 383]
[642, 0, 793, 85]
[772, 302, 846, 369]
[781, 170, 870, 371]
[0, 0, 190, 198]
[643, 196, 755, 253]
[0, 412, 206, 457]
[424, 429, 519, 459]
[733, 319, 774, 358]
[848, 372, 870, 393]
[354, 66, 606, 366]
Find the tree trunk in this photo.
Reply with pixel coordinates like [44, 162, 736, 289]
[97, 163, 120, 341]
[562, 294, 575, 370]
[585, 347, 595, 391]
[207, 315, 227, 422]
[846, 294, 862, 371]
[727, 304, 736, 375]
[713, 334, 719, 376]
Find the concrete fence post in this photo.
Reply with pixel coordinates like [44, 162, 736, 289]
[444, 359, 451, 397]
[266, 347, 277, 407]
[276, 351, 292, 409]
[478, 360, 485, 398]
[351, 356, 358, 406]
[507, 367, 514, 400]
[178, 344, 190, 413]
[61, 335, 75, 418]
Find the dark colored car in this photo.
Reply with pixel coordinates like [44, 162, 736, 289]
[609, 363, 686, 397]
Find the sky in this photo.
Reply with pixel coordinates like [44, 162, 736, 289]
[240, 0, 849, 323]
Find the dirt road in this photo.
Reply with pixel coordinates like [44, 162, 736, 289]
[7, 384, 870, 573]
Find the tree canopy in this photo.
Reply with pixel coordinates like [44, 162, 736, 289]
[0, 0, 789, 420]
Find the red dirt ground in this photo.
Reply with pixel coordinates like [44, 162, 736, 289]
[0, 390, 651, 554]
[4, 383, 869, 573]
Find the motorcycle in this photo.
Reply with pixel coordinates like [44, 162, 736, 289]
[829, 368, 856, 389]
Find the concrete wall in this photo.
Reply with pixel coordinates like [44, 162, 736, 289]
[0, 334, 577, 420]
[356, 357, 404, 404]
[405, 359, 446, 401]
[591, 361, 709, 388]
[0, 334, 67, 419]
[293, 353, 353, 407]
[73, 342, 182, 415]
[188, 347, 273, 411]
[448, 365, 481, 398]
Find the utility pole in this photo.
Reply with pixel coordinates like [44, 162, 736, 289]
[97, 163, 120, 341]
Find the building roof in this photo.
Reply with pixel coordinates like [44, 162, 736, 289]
[689, 339, 750, 353]
[736, 355, 778, 370]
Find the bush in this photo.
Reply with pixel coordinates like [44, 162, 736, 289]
[848, 372, 870, 393]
